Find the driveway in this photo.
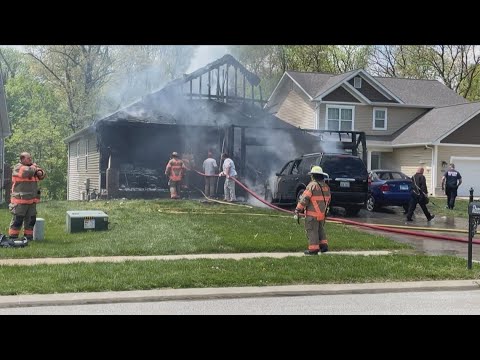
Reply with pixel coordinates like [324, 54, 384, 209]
[335, 206, 480, 262]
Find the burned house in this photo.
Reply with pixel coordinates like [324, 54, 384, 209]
[65, 55, 351, 200]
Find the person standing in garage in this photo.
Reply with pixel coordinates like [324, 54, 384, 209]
[441, 163, 462, 210]
[219, 152, 237, 202]
[165, 152, 186, 199]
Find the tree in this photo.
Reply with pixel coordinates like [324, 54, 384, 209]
[99, 45, 197, 116]
[27, 45, 115, 133]
[425, 45, 480, 99]
[328, 45, 372, 73]
[5, 74, 70, 199]
[0, 47, 28, 84]
[369, 45, 480, 99]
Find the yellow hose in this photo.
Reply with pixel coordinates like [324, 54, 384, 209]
[195, 187, 253, 208]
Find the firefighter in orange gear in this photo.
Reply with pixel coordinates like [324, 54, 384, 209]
[181, 151, 195, 190]
[8, 152, 46, 244]
[165, 152, 186, 199]
[295, 166, 331, 255]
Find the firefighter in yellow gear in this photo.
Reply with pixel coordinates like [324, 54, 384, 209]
[165, 152, 186, 199]
[8, 152, 46, 244]
[295, 166, 331, 255]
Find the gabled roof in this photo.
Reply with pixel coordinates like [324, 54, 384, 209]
[392, 102, 480, 146]
[280, 70, 467, 108]
[285, 71, 337, 100]
[375, 77, 468, 107]
[0, 74, 11, 138]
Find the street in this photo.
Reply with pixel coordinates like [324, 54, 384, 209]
[2, 290, 480, 315]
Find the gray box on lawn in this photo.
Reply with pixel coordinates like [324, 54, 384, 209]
[66, 210, 109, 233]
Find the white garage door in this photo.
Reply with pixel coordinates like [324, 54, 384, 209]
[451, 157, 480, 197]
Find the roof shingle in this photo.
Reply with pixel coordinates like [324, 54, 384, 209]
[285, 70, 467, 107]
[392, 102, 480, 145]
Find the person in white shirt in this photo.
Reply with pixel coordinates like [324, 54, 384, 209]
[219, 152, 237, 202]
[202, 151, 218, 197]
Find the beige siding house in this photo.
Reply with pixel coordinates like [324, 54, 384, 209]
[266, 69, 480, 197]
[66, 129, 101, 200]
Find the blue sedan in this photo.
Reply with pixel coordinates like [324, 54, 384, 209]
[366, 170, 412, 212]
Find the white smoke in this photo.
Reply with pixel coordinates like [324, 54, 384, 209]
[187, 46, 229, 73]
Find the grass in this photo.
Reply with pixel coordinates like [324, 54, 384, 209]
[2, 199, 477, 296]
[0, 199, 410, 259]
[0, 254, 479, 295]
[429, 198, 472, 218]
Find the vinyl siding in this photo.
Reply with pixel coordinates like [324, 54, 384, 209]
[276, 90, 315, 129]
[435, 145, 480, 195]
[380, 146, 434, 194]
[441, 113, 480, 144]
[67, 133, 100, 200]
[322, 86, 360, 102]
[319, 104, 428, 135]
[348, 77, 396, 103]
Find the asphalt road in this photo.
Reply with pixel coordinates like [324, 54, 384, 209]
[2, 290, 480, 315]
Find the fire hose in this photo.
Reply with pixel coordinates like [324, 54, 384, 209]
[191, 169, 480, 245]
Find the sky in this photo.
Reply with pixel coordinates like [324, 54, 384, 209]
[187, 45, 229, 73]
[1, 45, 231, 74]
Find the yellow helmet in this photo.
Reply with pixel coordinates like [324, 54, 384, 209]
[308, 166, 329, 177]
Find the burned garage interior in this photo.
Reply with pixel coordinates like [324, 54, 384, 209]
[66, 55, 365, 201]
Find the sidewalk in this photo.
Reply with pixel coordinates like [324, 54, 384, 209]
[0, 280, 479, 309]
[0, 250, 393, 266]
[1, 251, 479, 309]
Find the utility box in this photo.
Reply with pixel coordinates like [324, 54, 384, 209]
[66, 210, 109, 233]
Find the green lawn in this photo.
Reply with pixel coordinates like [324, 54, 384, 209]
[430, 198, 471, 218]
[0, 255, 479, 295]
[0, 199, 479, 296]
[0, 199, 409, 259]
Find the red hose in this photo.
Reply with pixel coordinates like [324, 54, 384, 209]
[192, 170, 480, 245]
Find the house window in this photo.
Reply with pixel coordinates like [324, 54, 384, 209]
[85, 139, 89, 170]
[326, 105, 354, 131]
[373, 108, 387, 130]
[76, 141, 81, 171]
[354, 77, 362, 89]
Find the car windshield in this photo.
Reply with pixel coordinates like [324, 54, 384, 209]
[374, 171, 410, 180]
[322, 156, 367, 177]
[279, 161, 293, 175]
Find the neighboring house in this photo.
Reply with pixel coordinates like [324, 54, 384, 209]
[0, 74, 12, 203]
[266, 69, 480, 197]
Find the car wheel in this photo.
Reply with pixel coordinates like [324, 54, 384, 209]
[366, 195, 376, 212]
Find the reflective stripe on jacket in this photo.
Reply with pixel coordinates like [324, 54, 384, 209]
[165, 159, 185, 182]
[11, 163, 42, 205]
[296, 180, 331, 221]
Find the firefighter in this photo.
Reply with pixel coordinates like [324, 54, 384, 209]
[8, 152, 46, 245]
[165, 152, 186, 199]
[182, 151, 195, 191]
[295, 166, 331, 255]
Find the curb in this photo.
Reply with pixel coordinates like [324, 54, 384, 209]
[0, 280, 479, 309]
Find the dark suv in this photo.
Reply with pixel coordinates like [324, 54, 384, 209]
[264, 153, 369, 216]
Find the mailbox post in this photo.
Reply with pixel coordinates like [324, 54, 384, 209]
[467, 201, 480, 269]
